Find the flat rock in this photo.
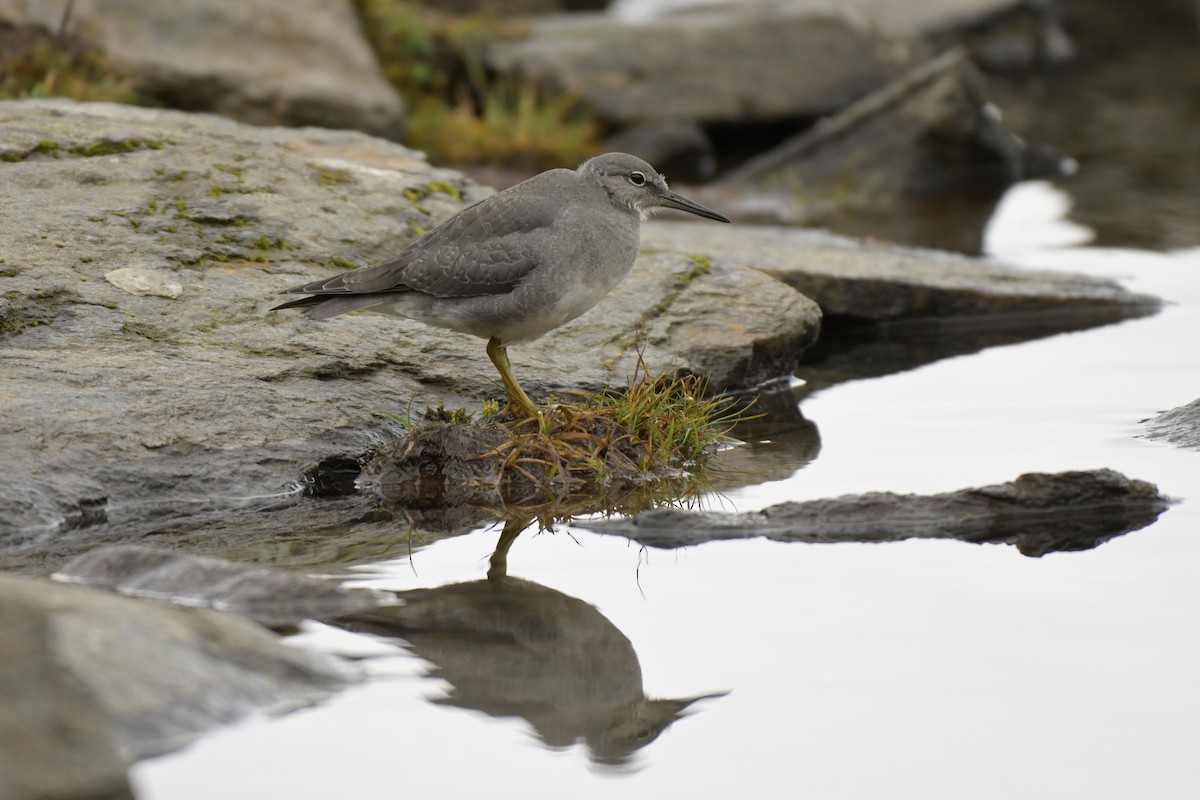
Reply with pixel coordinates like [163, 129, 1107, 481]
[0, 0, 405, 138]
[0, 572, 354, 795]
[0, 99, 817, 556]
[580, 469, 1172, 557]
[1142, 398, 1200, 450]
[641, 221, 1160, 321]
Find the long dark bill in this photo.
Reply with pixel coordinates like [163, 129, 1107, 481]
[659, 190, 732, 223]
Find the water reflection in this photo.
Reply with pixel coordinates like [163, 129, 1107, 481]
[336, 521, 726, 766]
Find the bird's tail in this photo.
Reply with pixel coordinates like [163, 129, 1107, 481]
[270, 294, 386, 320]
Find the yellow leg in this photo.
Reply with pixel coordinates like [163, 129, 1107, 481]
[486, 337, 539, 418]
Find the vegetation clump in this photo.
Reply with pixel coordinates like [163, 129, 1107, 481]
[0, 19, 144, 104]
[361, 357, 746, 523]
[352, 0, 599, 170]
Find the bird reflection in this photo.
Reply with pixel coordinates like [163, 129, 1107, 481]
[337, 518, 725, 766]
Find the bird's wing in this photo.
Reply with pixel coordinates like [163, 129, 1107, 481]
[282, 173, 572, 299]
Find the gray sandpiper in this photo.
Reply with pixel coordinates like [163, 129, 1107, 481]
[272, 152, 730, 417]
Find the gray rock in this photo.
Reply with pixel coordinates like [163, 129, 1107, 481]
[0, 572, 354, 794]
[640, 220, 1159, 321]
[56, 545, 386, 628]
[612, 0, 1072, 71]
[1142, 398, 1200, 450]
[581, 469, 1172, 557]
[0, 0, 405, 138]
[0, 99, 817, 557]
[486, 6, 926, 124]
[719, 49, 1046, 241]
[0, 588, 133, 800]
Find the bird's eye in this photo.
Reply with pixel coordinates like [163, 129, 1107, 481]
[628, 171, 646, 186]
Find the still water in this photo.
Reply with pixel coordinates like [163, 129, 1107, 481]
[131, 183, 1200, 799]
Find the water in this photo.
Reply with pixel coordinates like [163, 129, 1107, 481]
[130, 182, 1200, 799]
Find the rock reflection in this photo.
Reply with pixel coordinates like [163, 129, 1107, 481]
[582, 469, 1173, 557]
[336, 521, 725, 766]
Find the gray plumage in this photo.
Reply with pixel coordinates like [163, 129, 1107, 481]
[272, 152, 730, 415]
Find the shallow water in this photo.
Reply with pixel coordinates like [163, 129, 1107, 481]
[131, 183, 1200, 799]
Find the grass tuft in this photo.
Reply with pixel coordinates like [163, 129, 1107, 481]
[352, 0, 599, 170]
[370, 353, 751, 524]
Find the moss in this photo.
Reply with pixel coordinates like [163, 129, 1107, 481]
[675, 254, 713, 285]
[426, 180, 463, 202]
[34, 139, 58, 153]
[79, 257, 93, 264]
[0, 266, 21, 278]
[251, 236, 286, 250]
[1, 152, 22, 163]
[212, 163, 245, 177]
[315, 167, 354, 186]
[71, 138, 165, 157]
[330, 257, 360, 270]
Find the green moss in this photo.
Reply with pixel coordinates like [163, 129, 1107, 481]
[330, 257, 360, 270]
[315, 167, 354, 186]
[79, 257, 93, 264]
[251, 236, 285, 250]
[426, 180, 463, 201]
[34, 140, 58, 153]
[212, 163, 245, 177]
[71, 138, 164, 157]
[1, 152, 22, 163]
[675, 254, 713, 285]
[0, 266, 21, 278]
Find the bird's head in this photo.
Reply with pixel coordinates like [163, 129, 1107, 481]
[580, 152, 730, 223]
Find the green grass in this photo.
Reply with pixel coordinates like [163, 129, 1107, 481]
[352, 0, 599, 169]
[382, 353, 749, 522]
[0, 24, 145, 104]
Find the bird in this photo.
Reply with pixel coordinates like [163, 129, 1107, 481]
[272, 152, 731, 418]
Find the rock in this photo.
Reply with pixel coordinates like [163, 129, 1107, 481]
[0, 99, 816, 560]
[0, 572, 355, 794]
[105, 266, 183, 299]
[1142, 398, 1200, 450]
[718, 48, 1066, 249]
[0, 589, 133, 800]
[56, 545, 385, 628]
[580, 469, 1172, 557]
[640, 221, 1160, 321]
[0, 0, 405, 138]
[611, 0, 1073, 72]
[486, 6, 926, 124]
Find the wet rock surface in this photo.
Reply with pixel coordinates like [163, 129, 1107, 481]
[0, 571, 356, 795]
[0, 99, 817, 552]
[581, 469, 1172, 557]
[641, 221, 1159, 321]
[0, 0, 405, 137]
[1142, 398, 1200, 451]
